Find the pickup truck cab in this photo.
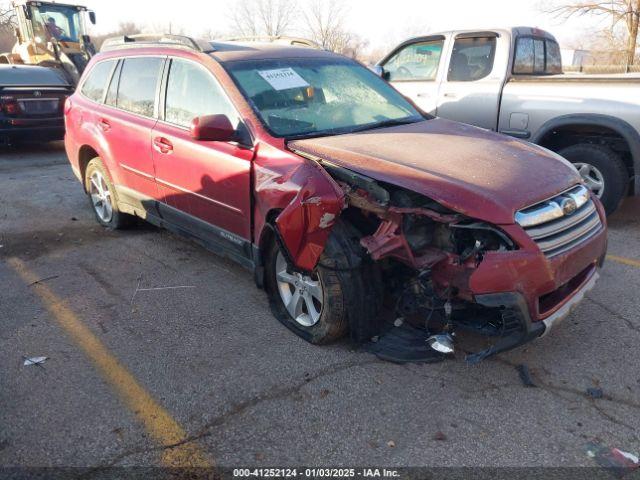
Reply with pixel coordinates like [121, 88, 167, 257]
[378, 27, 640, 214]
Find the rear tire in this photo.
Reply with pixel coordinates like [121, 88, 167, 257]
[85, 157, 134, 229]
[557, 144, 628, 215]
[264, 221, 383, 345]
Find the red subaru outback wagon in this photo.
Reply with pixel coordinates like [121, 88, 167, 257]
[65, 35, 607, 362]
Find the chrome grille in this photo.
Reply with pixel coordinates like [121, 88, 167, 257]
[516, 185, 602, 257]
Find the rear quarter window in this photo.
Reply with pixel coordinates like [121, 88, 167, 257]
[80, 60, 116, 102]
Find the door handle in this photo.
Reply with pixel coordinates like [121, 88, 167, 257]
[416, 92, 430, 98]
[153, 137, 173, 154]
[443, 92, 457, 98]
[98, 118, 111, 131]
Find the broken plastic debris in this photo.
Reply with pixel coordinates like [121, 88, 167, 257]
[23, 356, 47, 366]
[585, 442, 640, 478]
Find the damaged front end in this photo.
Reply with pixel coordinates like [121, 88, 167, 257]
[282, 150, 538, 363]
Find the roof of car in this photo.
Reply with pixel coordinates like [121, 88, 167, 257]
[208, 41, 339, 63]
[0, 65, 70, 86]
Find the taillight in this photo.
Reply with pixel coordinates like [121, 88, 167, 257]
[0, 96, 20, 116]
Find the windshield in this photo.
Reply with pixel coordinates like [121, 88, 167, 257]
[225, 57, 423, 138]
[31, 4, 83, 43]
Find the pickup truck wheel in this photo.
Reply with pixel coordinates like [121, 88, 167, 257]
[558, 144, 628, 215]
[265, 221, 382, 345]
[85, 157, 133, 229]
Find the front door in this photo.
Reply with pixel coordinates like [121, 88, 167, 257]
[435, 35, 502, 130]
[383, 37, 446, 115]
[151, 57, 253, 247]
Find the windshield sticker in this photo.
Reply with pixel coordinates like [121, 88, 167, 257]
[258, 68, 310, 91]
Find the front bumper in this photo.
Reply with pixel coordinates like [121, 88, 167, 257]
[466, 267, 600, 363]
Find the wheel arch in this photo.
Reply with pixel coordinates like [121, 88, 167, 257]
[77, 144, 100, 192]
[532, 114, 640, 194]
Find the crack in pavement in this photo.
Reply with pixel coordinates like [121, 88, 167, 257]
[585, 295, 640, 335]
[489, 357, 640, 442]
[87, 357, 382, 473]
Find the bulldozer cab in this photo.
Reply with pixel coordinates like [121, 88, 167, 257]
[5, 1, 96, 85]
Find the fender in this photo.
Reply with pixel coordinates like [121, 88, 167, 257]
[531, 113, 640, 194]
[253, 142, 345, 273]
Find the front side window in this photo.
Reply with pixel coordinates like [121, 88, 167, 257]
[226, 58, 423, 138]
[448, 37, 496, 82]
[80, 60, 116, 103]
[116, 57, 164, 117]
[165, 58, 239, 128]
[382, 40, 444, 81]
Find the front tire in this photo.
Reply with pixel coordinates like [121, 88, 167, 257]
[264, 221, 382, 345]
[558, 144, 628, 215]
[85, 157, 133, 229]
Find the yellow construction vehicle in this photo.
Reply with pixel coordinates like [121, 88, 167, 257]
[0, 1, 97, 85]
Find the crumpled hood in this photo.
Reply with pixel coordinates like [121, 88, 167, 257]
[289, 118, 581, 224]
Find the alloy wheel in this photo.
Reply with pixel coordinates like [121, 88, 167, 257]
[89, 170, 113, 223]
[574, 162, 605, 198]
[275, 251, 324, 327]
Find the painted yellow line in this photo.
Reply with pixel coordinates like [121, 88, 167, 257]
[607, 254, 640, 269]
[7, 257, 212, 468]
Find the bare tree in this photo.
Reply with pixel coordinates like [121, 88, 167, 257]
[91, 22, 143, 50]
[230, 0, 297, 37]
[304, 0, 349, 52]
[0, 1, 16, 52]
[546, 0, 640, 66]
[302, 0, 369, 61]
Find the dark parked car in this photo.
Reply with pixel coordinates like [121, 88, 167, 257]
[0, 65, 72, 145]
[64, 35, 607, 362]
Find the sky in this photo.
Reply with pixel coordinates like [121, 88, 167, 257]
[80, 0, 603, 53]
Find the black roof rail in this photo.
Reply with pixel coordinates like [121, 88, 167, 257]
[100, 34, 215, 53]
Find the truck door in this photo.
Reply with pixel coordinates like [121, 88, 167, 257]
[435, 33, 504, 130]
[380, 36, 446, 115]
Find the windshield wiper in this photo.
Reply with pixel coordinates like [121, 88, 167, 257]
[349, 117, 421, 134]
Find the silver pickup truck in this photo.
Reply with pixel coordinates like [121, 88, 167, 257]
[377, 27, 640, 214]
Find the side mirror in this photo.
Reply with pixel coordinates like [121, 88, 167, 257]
[88, 11, 96, 25]
[190, 114, 236, 142]
[370, 65, 384, 77]
[23, 5, 32, 20]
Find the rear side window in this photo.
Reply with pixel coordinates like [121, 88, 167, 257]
[164, 58, 240, 128]
[382, 39, 444, 81]
[546, 40, 562, 74]
[513, 37, 562, 74]
[116, 57, 164, 117]
[81, 60, 116, 103]
[448, 37, 496, 82]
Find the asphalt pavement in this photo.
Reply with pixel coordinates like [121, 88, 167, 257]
[1, 142, 640, 474]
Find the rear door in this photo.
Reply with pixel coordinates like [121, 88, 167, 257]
[98, 56, 165, 208]
[151, 57, 253, 247]
[381, 36, 446, 114]
[435, 33, 503, 130]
